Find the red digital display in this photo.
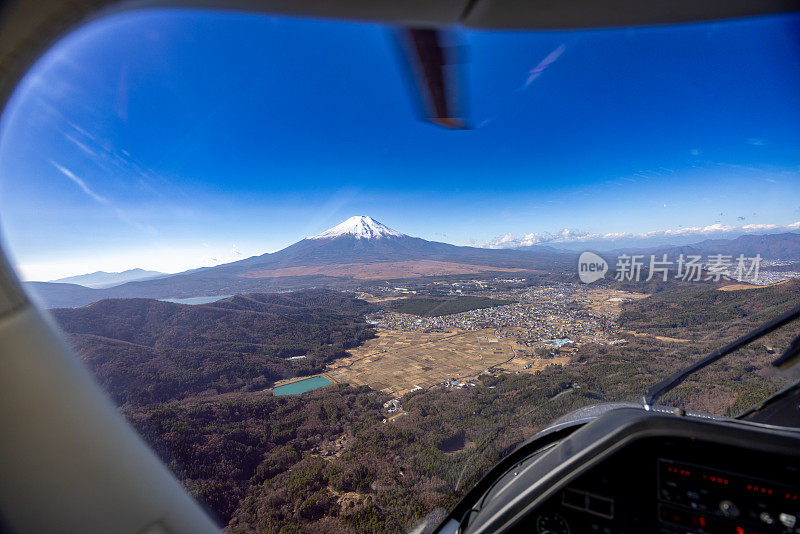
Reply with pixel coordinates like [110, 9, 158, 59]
[667, 465, 692, 477]
[746, 483, 773, 496]
[659, 459, 796, 534]
[660, 504, 767, 534]
[703, 473, 730, 486]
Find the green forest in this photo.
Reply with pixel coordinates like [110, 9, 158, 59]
[55, 281, 800, 532]
[53, 290, 375, 407]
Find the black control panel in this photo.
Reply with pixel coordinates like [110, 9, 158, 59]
[657, 459, 800, 533]
[511, 437, 800, 534]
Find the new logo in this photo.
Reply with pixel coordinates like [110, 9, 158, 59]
[578, 252, 608, 284]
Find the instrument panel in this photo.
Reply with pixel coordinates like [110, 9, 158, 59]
[515, 437, 800, 534]
[443, 409, 800, 534]
[657, 457, 800, 534]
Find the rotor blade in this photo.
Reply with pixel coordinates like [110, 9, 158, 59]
[400, 28, 467, 129]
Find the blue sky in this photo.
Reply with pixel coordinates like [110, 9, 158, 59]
[1, 9, 799, 279]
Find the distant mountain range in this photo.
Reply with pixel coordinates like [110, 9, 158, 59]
[50, 268, 167, 288]
[26, 216, 573, 308]
[544, 229, 800, 252]
[649, 232, 800, 259]
[23, 217, 800, 309]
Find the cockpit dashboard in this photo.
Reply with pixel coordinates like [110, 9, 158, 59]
[436, 407, 800, 534]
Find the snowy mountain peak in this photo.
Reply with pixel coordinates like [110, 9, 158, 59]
[309, 216, 405, 240]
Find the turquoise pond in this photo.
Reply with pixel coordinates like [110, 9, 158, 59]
[273, 376, 333, 395]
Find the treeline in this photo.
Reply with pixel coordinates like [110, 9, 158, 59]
[618, 279, 800, 339]
[116, 329, 793, 532]
[615, 281, 799, 415]
[55, 286, 800, 533]
[128, 385, 387, 527]
[129, 369, 600, 533]
[52, 290, 376, 407]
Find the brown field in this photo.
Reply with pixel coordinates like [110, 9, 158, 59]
[620, 330, 691, 343]
[325, 327, 569, 397]
[354, 292, 406, 304]
[582, 288, 649, 314]
[718, 278, 796, 291]
[238, 260, 528, 280]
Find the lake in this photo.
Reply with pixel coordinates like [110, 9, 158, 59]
[273, 376, 333, 395]
[160, 295, 232, 305]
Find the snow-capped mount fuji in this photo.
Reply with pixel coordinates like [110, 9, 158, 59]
[215, 215, 564, 271]
[309, 216, 405, 240]
[27, 215, 573, 307]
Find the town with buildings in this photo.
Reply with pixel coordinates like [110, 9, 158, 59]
[324, 278, 643, 404]
[366, 280, 640, 346]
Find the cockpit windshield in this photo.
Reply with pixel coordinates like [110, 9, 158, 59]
[1, 9, 799, 531]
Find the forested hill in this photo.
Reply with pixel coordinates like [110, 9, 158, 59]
[51, 290, 376, 407]
[618, 279, 800, 339]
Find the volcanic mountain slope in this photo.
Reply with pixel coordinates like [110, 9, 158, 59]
[27, 216, 573, 307]
[213, 216, 566, 271]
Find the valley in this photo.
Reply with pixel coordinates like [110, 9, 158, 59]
[6, 5, 800, 529]
[325, 327, 569, 397]
[239, 259, 529, 280]
[49, 275, 800, 532]
[39, 218, 800, 533]
[322, 283, 641, 397]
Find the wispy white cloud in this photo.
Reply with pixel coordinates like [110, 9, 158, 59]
[523, 44, 566, 88]
[483, 220, 800, 248]
[50, 160, 158, 236]
[50, 161, 108, 204]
